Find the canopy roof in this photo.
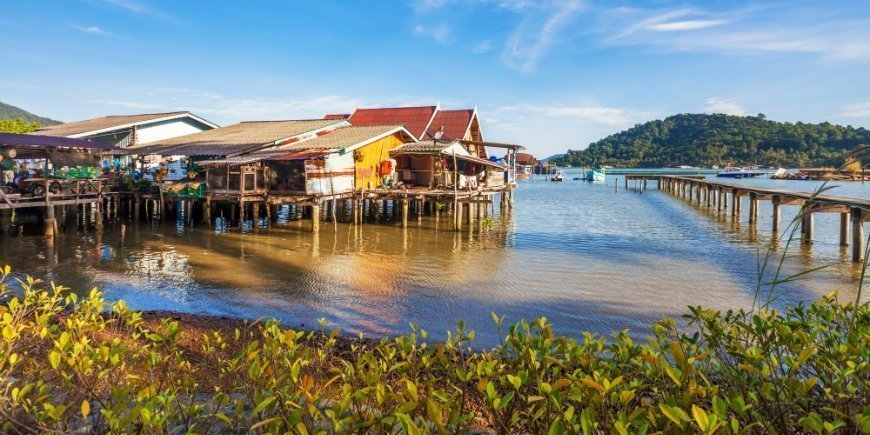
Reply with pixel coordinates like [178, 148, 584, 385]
[0, 132, 110, 150]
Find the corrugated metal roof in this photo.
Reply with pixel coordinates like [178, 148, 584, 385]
[126, 119, 343, 157]
[390, 140, 456, 153]
[424, 109, 474, 140]
[32, 112, 194, 137]
[348, 106, 437, 139]
[279, 125, 407, 150]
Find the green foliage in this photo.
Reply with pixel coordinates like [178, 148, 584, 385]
[552, 113, 870, 168]
[0, 267, 866, 433]
[0, 118, 41, 134]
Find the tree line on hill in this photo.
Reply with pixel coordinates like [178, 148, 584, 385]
[0, 100, 61, 134]
[550, 113, 870, 168]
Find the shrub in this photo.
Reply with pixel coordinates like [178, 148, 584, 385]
[0, 267, 866, 433]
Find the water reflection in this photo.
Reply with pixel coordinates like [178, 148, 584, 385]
[0, 172, 866, 347]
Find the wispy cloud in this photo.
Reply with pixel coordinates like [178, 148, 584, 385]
[413, 23, 451, 44]
[70, 23, 113, 36]
[603, 5, 870, 60]
[471, 40, 493, 53]
[95, 90, 366, 122]
[704, 98, 746, 116]
[646, 19, 728, 32]
[95, 0, 178, 23]
[502, 0, 585, 72]
[494, 103, 657, 126]
[839, 102, 870, 118]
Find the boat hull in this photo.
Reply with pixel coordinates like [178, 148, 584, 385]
[585, 171, 605, 182]
[716, 172, 764, 179]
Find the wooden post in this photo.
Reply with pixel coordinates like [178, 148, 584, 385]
[731, 192, 738, 218]
[772, 196, 781, 234]
[311, 203, 320, 232]
[852, 207, 864, 262]
[840, 212, 850, 246]
[44, 205, 56, 239]
[204, 198, 212, 226]
[467, 203, 475, 227]
[419, 199, 424, 224]
[455, 199, 463, 232]
[803, 211, 814, 244]
[401, 198, 409, 228]
[625, 177, 629, 189]
[748, 193, 757, 224]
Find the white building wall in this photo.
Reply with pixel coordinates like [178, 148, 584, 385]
[136, 118, 213, 145]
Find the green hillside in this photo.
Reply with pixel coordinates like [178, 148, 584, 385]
[551, 113, 870, 168]
[0, 101, 61, 126]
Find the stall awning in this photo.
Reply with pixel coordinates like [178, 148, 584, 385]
[48, 151, 99, 167]
[453, 153, 508, 169]
[0, 132, 111, 150]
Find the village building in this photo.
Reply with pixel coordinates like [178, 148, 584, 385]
[124, 118, 346, 184]
[31, 111, 218, 149]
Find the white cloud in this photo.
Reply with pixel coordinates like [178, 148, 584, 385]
[70, 23, 112, 36]
[839, 102, 870, 118]
[502, 0, 584, 72]
[704, 98, 746, 116]
[603, 6, 870, 60]
[414, 23, 451, 44]
[95, 90, 366, 122]
[471, 40, 493, 53]
[646, 19, 728, 32]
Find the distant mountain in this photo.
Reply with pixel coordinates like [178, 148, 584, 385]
[540, 154, 564, 163]
[550, 113, 870, 168]
[0, 101, 61, 126]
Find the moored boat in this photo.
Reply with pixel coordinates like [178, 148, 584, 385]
[584, 167, 605, 182]
[716, 167, 764, 179]
[551, 171, 563, 182]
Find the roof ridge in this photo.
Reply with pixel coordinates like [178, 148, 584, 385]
[102, 111, 189, 118]
[353, 105, 437, 111]
[239, 119, 339, 123]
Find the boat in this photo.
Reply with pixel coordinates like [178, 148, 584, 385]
[584, 167, 605, 182]
[551, 171, 563, 182]
[716, 167, 765, 179]
[770, 168, 789, 179]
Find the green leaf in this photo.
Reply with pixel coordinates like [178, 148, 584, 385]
[548, 418, 564, 435]
[49, 351, 61, 369]
[796, 345, 816, 366]
[252, 396, 276, 415]
[691, 405, 709, 431]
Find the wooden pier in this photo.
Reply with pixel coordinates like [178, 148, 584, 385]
[625, 175, 868, 263]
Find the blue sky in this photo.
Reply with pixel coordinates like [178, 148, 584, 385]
[1, 0, 869, 156]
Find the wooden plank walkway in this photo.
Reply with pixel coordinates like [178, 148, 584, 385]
[622, 174, 868, 263]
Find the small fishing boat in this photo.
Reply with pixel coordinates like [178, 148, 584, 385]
[716, 167, 764, 179]
[584, 167, 605, 182]
[551, 171, 563, 182]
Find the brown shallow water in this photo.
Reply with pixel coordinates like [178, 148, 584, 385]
[0, 170, 866, 346]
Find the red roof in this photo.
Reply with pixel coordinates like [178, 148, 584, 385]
[424, 109, 474, 140]
[323, 113, 350, 120]
[348, 106, 437, 139]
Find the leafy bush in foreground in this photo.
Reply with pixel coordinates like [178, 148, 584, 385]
[0, 267, 867, 434]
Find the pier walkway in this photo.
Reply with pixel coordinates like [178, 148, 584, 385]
[624, 175, 868, 263]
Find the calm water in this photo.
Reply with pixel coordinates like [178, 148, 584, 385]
[1, 168, 867, 346]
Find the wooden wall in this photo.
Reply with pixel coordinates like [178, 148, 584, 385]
[353, 132, 406, 190]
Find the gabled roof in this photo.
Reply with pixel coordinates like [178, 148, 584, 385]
[348, 106, 437, 139]
[275, 124, 413, 151]
[424, 109, 475, 140]
[32, 111, 218, 138]
[126, 119, 345, 157]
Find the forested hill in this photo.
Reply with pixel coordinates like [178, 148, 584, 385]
[551, 113, 870, 168]
[0, 101, 60, 126]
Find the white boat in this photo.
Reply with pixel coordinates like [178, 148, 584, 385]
[717, 167, 764, 179]
[550, 171, 563, 182]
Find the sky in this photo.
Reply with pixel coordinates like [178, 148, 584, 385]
[1, 0, 869, 157]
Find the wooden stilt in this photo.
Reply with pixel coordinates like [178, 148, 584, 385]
[772, 196, 781, 234]
[311, 203, 320, 232]
[840, 212, 850, 246]
[852, 207, 864, 262]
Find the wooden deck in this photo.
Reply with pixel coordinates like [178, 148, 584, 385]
[624, 174, 868, 263]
